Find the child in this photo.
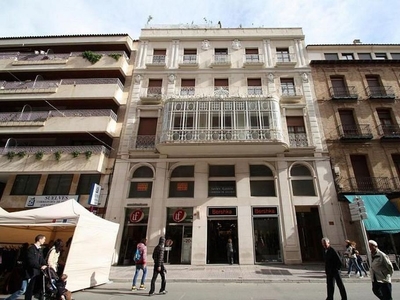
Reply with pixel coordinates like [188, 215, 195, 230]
[55, 274, 72, 300]
[355, 250, 368, 277]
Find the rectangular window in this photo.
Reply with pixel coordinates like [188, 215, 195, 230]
[250, 181, 276, 196]
[181, 79, 195, 96]
[76, 174, 101, 195]
[184, 49, 197, 55]
[280, 78, 295, 96]
[292, 180, 316, 196]
[375, 53, 387, 60]
[247, 78, 262, 95]
[153, 49, 166, 63]
[330, 76, 348, 97]
[358, 53, 372, 60]
[169, 181, 194, 197]
[342, 53, 354, 60]
[148, 79, 162, 95]
[276, 48, 290, 62]
[209, 165, 235, 177]
[43, 174, 73, 195]
[129, 182, 153, 198]
[208, 181, 236, 197]
[245, 48, 259, 62]
[391, 53, 400, 59]
[10, 175, 41, 195]
[214, 48, 228, 63]
[324, 53, 339, 60]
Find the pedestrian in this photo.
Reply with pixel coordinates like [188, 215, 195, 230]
[148, 236, 167, 296]
[4, 243, 29, 300]
[368, 240, 394, 300]
[345, 240, 363, 278]
[131, 238, 148, 291]
[355, 250, 368, 277]
[321, 237, 347, 300]
[226, 238, 234, 265]
[46, 239, 63, 275]
[24, 234, 48, 300]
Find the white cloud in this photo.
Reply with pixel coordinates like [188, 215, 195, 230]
[0, 0, 399, 44]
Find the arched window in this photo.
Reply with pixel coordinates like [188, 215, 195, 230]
[128, 166, 154, 198]
[169, 165, 194, 198]
[250, 165, 275, 196]
[290, 164, 316, 196]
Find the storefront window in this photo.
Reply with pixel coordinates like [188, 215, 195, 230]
[290, 164, 316, 196]
[250, 165, 275, 196]
[128, 166, 154, 198]
[169, 166, 194, 198]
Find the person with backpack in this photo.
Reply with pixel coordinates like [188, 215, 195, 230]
[148, 236, 167, 296]
[131, 238, 147, 291]
[345, 240, 363, 278]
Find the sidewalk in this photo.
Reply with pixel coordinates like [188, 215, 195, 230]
[110, 264, 399, 283]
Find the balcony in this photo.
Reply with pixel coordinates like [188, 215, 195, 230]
[329, 86, 358, 100]
[366, 86, 396, 100]
[214, 86, 230, 98]
[338, 124, 373, 140]
[134, 135, 156, 150]
[178, 55, 199, 69]
[210, 54, 231, 68]
[0, 109, 118, 137]
[280, 86, 303, 103]
[145, 55, 167, 69]
[179, 87, 195, 96]
[377, 124, 400, 140]
[243, 54, 264, 68]
[0, 145, 110, 173]
[338, 177, 392, 193]
[0, 78, 125, 105]
[0, 51, 130, 76]
[274, 53, 297, 67]
[139, 87, 163, 104]
[289, 133, 312, 148]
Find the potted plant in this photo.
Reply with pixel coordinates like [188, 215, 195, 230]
[35, 151, 44, 160]
[54, 151, 63, 161]
[6, 151, 16, 160]
[84, 150, 92, 160]
[71, 150, 80, 158]
[108, 53, 122, 61]
[82, 51, 102, 64]
[17, 151, 27, 158]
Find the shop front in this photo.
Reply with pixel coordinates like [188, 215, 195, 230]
[252, 206, 282, 263]
[119, 207, 149, 265]
[165, 207, 193, 264]
[207, 206, 238, 264]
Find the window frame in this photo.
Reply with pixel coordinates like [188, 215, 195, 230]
[10, 174, 41, 195]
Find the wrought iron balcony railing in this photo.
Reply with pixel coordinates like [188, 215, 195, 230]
[247, 87, 263, 96]
[275, 53, 297, 64]
[289, 133, 310, 147]
[366, 86, 396, 99]
[211, 54, 231, 65]
[181, 55, 198, 64]
[329, 86, 358, 100]
[135, 135, 156, 149]
[280, 86, 303, 98]
[339, 177, 392, 193]
[338, 124, 373, 140]
[377, 124, 400, 139]
[243, 54, 264, 64]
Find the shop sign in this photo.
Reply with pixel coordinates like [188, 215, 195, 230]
[208, 207, 237, 217]
[252, 206, 278, 216]
[172, 209, 187, 222]
[25, 195, 78, 208]
[88, 183, 101, 206]
[130, 209, 145, 223]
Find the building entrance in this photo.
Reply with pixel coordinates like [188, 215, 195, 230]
[207, 219, 238, 264]
[165, 224, 192, 264]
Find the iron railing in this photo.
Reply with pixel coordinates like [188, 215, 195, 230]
[1, 145, 110, 156]
[329, 86, 358, 100]
[337, 124, 373, 140]
[377, 124, 400, 138]
[366, 86, 396, 99]
[339, 177, 392, 193]
[135, 135, 156, 149]
[289, 133, 310, 147]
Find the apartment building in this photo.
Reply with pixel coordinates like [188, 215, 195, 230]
[307, 43, 400, 254]
[0, 35, 135, 215]
[106, 25, 344, 266]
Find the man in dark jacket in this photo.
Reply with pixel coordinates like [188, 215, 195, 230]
[322, 237, 347, 300]
[24, 234, 47, 300]
[149, 236, 166, 296]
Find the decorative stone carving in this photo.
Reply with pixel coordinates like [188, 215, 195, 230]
[134, 74, 142, 84]
[168, 74, 176, 84]
[201, 40, 210, 50]
[301, 72, 309, 83]
[267, 73, 274, 83]
[232, 39, 241, 50]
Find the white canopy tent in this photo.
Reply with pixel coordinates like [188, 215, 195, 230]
[0, 200, 119, 291]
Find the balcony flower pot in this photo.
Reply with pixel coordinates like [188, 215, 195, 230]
[71, 151, 80, 158]
[17, 151, 27, 158]
[84, 150, 92, 160]
[82, 51, 102, 64]
[35, 151, 44, 160]
[54, 151, 63, 161]
[6, 151, 16, 161]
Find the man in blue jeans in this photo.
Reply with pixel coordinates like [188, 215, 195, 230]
[5, 278, 29, 300]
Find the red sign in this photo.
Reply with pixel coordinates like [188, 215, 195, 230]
[177, 182, 188, 191]
[252, 207, 278, 215]
[172, 209, 187, 222]
[130, 209, 144, 223]
[137, 183, 148, 191]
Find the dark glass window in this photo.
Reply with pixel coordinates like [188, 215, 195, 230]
[43, 174, 73, 195]
[209, 165, 235, 177]
[290, 164, 315, 196]
[250, 165, 273, 177]
[129, 166, 153, 198]
[291, 165, 311, 176]
[358, 53, 372, 60]
[324, 53, 339, 60]
[76, 174, 101, 195]
[169, 181, 194, 197]
[171, 166, 194, 177]
[132, 166, 153, 178]
[10, 175, 41, 195]
[208, 181, 236, 197]
[249, 165, 275, 196]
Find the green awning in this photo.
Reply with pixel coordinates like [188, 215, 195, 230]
[345, 195, 400, 234]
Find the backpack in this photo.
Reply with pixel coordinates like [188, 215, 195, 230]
[134, 248, 141, 263]
[351, 247, 356, 255]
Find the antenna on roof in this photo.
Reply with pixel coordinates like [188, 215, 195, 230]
[353, 39, 362, 44]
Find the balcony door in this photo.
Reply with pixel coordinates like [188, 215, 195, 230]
[350, 155, 373, 191]
[137, 118, 157, 149]
[331, 76, 347, 97]
[339, 110, 357, 136]
[366, 75, 383, 96]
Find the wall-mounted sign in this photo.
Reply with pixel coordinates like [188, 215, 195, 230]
[130, 209, 145, 223]
[25, 195, 78, 208]
[252, 206, 278, 216]
[208, 207, 237, 217]
[172, 209, 187, 222]
[88, 183, 101, 206]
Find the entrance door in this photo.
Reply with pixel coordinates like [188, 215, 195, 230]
[207, 219, 238, 264]
[254, 217, 281, 263]
[119, 225, 147, 265]
[165, 224, 192, 264]
[296, 206, 323, 262]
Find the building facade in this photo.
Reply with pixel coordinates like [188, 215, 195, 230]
[307, 44, 400, 254]
[106, 25, 345, 265]
[0, 35, 135, 214]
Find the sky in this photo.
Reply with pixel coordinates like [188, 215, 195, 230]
[1, 0, 400, 45]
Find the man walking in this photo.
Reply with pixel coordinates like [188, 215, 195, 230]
[369, 240, 394, 300]
[24, 234, 47, 300]
[132, 238, 148, 291]
[149, 236, 167, 296]
[321, 237, 347, 300]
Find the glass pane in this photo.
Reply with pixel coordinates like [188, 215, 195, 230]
[129, 182, 153, 198]
[209, 165, 235, 177]
[168, 181, 194, 197]
[171, 166, 194, 177]
[250, 180, 276, 196]
[10, 175, 41, 195]
[250, 165, 273, 176]
[208, 181, 236, 197]
[292, 180, 316, 196]
[77, 174, 101, 194]
[254, 217, 281, 262]
[133, 166, 153, 178]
